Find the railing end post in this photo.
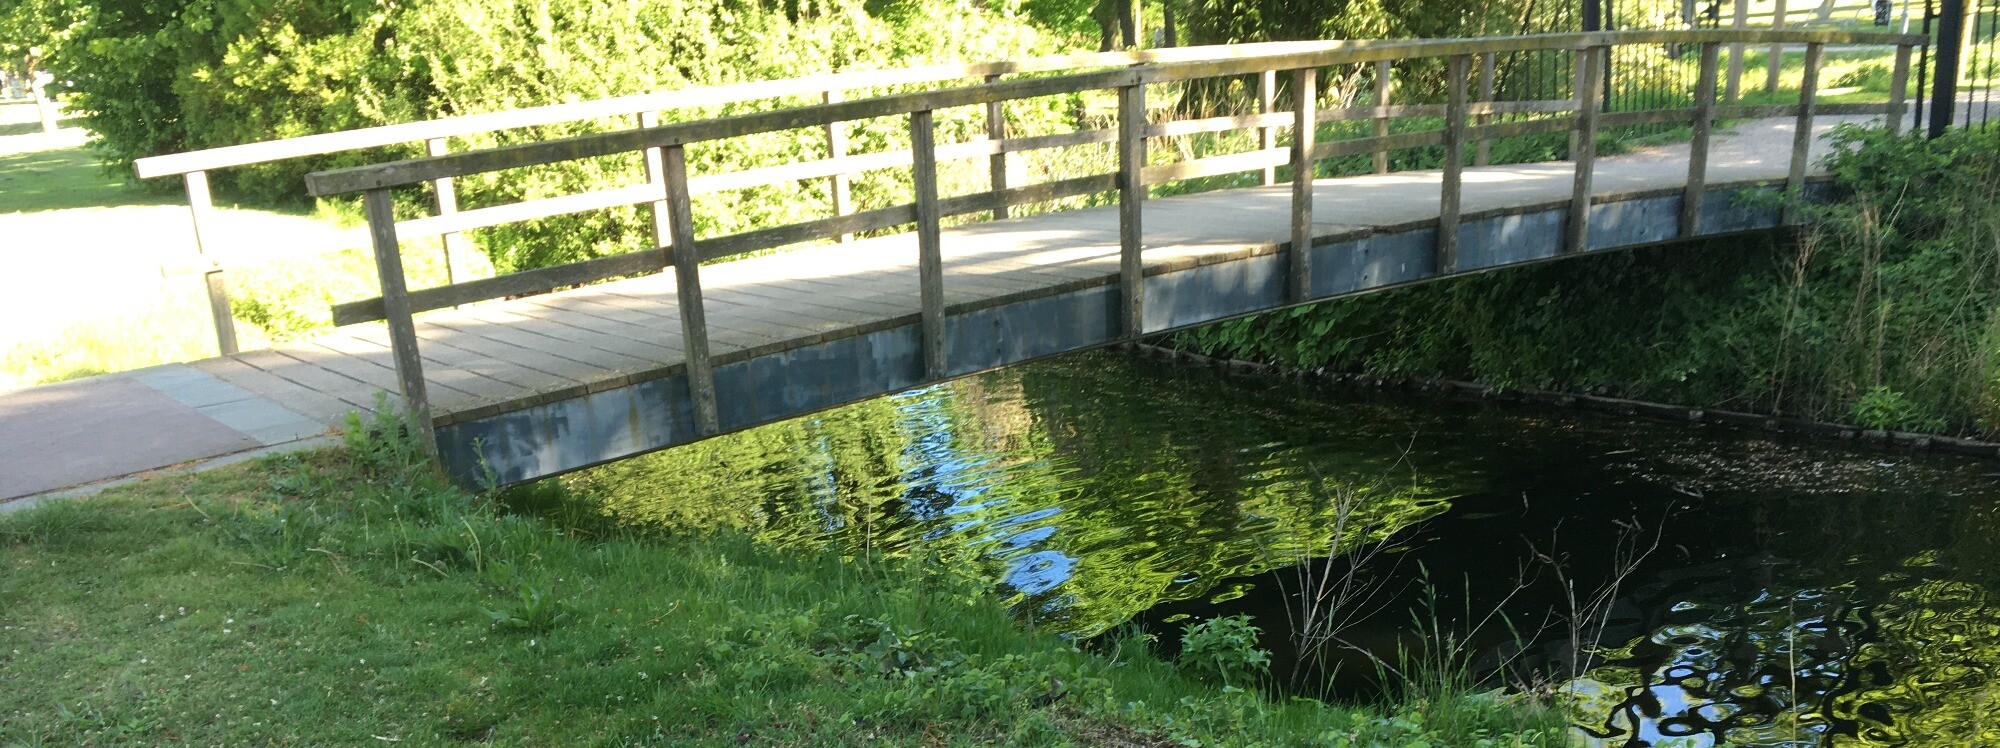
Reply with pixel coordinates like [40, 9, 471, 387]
[1118, 83, 1147, 336]
[1289, 67, 1318, 303]
[361, 187, 437, 455]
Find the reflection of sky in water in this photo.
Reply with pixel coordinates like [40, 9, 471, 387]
[1566, 569, 1999, 747]
[891, 389, 987, 520]
[1005, 550, 1078, 596]
[888, 388, 1084, 599]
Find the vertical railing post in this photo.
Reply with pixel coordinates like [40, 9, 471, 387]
[984, 75, 1011, 219]
[1727, 0, 1749, 100]
[824, 89, 855, 241]
[1887, 43, 1914, 136]
[1927, 0, 1967, 138]
[1258, 69, 1278, 185]
[183, 171, 240, 356]
[1785, 42, 1825, 224]
[1118, 83, 1147, 336]
[1439, 55, 1470, 274]
[1289, 67, 1317, 303]
[660, 145, 721, 436]
[639, 111, 675, 253]
[1371, 60, 1392, 175]
[425, 137, 466, 287]
[1568, 45, 1606, 255]
[910, 109, 948, 380]
[361, 188, 437, 459]
[1683, 42, 1722, 238]
[1474, 52, 1497, 167]
[1766, 0, 1789, 93]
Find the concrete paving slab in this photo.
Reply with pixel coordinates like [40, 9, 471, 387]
[0, 377, 259, 500]
[135, 366, 260, 409]
[197, 397, 323, 440]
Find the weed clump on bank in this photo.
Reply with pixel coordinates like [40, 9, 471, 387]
[0, 411, 1567, 746]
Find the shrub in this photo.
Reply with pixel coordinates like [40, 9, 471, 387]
[55, 0, 1081, 272]
[1178, 614, 1271, 687]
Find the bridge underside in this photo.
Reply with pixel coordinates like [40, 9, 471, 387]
[437, 173, 1820, 487]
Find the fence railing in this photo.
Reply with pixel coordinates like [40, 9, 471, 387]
[131, 39, 1367, 355]
[293, 28, 1918, 454]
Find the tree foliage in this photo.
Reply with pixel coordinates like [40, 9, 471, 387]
[0, 0, 83, 77]
[43, 0, 1078, 271]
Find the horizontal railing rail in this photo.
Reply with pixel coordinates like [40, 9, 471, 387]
[132, 37, 1424, 356]
[133, 40, 1413, 180]
[291, 28, 1917, 454]
[306, 30, 1917, 196]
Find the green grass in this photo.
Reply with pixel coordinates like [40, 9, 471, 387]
[0, 145, 176, 214]
[0, 419, 1571, 747]
[0, 287, 218, 386]
[0, 113, 480, 388]
[0, 241, 466, 388]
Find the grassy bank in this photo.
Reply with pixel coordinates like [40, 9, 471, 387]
[0, 103, 475, 388]
[0, 416, 1568, 746]
[1174, 124, 2000, 436]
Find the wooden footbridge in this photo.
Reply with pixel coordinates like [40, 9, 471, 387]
[122, 28, 1918, 489]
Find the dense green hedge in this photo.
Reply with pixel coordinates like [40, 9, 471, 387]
[54, 0, 1079, 271]
[1176, 125, 2000, 436]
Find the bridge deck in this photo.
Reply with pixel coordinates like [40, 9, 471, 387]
[227, 116, 1834, 419]
[0, 115, 1858, 500]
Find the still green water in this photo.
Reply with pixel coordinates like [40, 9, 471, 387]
[550, 351, 2000, 747]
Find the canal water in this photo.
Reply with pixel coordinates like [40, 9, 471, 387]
[547, 350, 2000, 747]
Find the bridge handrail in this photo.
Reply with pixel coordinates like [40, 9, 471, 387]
[128, 28, 1917, 360]
[129, 36, 1611, 359]
[131, 41, 1375, 180]
[303, 29, 1918, 196]
[128, 38, 1425, 359]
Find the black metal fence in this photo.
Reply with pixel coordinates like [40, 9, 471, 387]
[1567, 0, 1992, 135]
[1914, 0, 1998, 133]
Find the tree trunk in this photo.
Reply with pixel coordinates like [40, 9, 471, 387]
[27, 58, 57, 135]
[1120, 0, 1141, 49]
[1096, 0, 1117, 51]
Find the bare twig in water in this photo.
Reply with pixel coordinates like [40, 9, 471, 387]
[1530, 501, 1672, 685]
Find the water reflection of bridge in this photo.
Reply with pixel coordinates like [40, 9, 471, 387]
[0, 29, 1927, 498]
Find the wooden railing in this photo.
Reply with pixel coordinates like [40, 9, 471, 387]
[294, 28, 1916, 453]
[131, 41, 1358, 355]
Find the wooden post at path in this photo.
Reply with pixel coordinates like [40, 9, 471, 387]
[1767, 0, 1789, 93]
[30, 72, 58, 134]
[1726, 0, 1749, 100]
[183, 171, 241, 356]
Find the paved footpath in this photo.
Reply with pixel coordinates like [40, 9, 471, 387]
[0, 113, 1895, 508]
[0, 364, 337, 506]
